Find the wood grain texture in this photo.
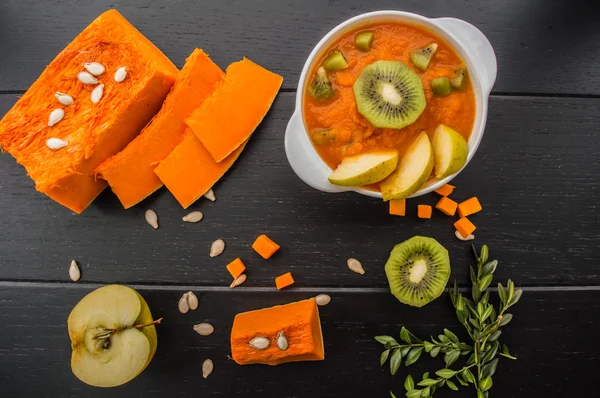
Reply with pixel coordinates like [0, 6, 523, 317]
[0, 93, 598, 286]
[0, 284, 597, 397]
[1, 0, 600, 95]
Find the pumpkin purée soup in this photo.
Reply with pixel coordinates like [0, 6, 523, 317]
[302, 22, 476, 191]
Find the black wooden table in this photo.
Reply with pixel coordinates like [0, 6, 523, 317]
[1, 1, 599, 397]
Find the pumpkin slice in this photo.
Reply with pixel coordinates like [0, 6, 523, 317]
[186, 58, 283, 162]
[95, 49, 224, 208]
[154, 129, 247, 208]
[0, 10, 178, 213]
[231, 298, 325, 366]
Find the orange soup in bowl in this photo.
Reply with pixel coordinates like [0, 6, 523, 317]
[302, 22, 476, 196]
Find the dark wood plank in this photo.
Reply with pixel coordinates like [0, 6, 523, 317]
[0, 93, 598, 286]
[0, 284, 597, 397]
[2, 0, 600, 95]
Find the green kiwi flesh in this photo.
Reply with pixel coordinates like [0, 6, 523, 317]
[355, 31, 374, 51]
[385, 236, 451, 307]
[353, 60, 426, 129]
[409, 43, 438, 71]
[323, 50, 349, 71]
[450, 67, 468, 90]
[308, 67, 334, 101]
[431, 77, 452, 96]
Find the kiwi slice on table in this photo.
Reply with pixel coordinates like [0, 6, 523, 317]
[384, 236, 451, 307]
[431, 77, 452, 96]
[354, 31, 374, 51]
[353, 60, 426, 129]
[409, 43, 438, 71]
[450, 67, 468, 90]
[323, 50, 349, 71]
[308, 67, 334, 101]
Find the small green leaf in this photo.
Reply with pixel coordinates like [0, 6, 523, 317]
[375, 336, 398, 346]
[488, 330, 502, 342]
[405, 347, 424, 366]
[438, 334, 451, 344]
[508, 279, 515, 301]
[390, 392, 397, 398]
[476, 302, 485, 319]
[471, 244, 479, 261]
[443, 329, 459, 343]
[430, 346, 441, 358]
[477, 391, 485, 398]
[423, 341, 434, 353]
[461, 368, 475, 383]
[479, 274, 493, 292]
[417, 379, 438, 387]
[405, 390, 421, 398]
[390, 348, 402, 375]
[466, 352, 476, 365]
[400, 327, 412, 344]
[401, 346, 411, 357]
[422, 372, 429, 380]
[508, 289, 523, 308]
[456, 374, 469, 386]
[482, 260, 497, 276]
[470, 266, 478, 284]
[380, 349, 390, 366]
[447, 380, 459, 391]
[500, 344, 517, 360]
[497, 283, 507, 305]
[481, 290, 490, 305]
[404, 375, 415, 391]
[481, 305, 494, 322]
[479, 376, 493, 392]
[499, 313, 513, 326]
[456, 309, 468, 325]
[444, 350, 460, 367]
[482, 358, 499, 378]
[480, 245, 489, 264]
[420, 386, 431, 397]
[472, 282, 482, 303]
[435, 369, 457, 379]
[489, 305, 497, 321]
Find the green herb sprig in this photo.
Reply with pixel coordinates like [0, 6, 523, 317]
[376, 245, 523, 398]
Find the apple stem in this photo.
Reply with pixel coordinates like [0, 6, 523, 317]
[135, 317, 163, 329]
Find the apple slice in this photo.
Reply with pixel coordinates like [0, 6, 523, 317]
[68, 285, 158, 388]
[328, 150, 398, 186]
[433, 124, 468, 178]
[380, 131, 434, 200]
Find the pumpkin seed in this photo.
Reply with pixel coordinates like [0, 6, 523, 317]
[145, 209, 158, 229]
[114, 66, 128, 83]
[276, 331, 288, 351]
[55, 92, 73, 106]
[455, 230, 475, 241]
[202, 359, 213, 378]
[193, 323, 214, 336]
[249, 336, 270, 350]
[84, 62, 105, 76]
[210, 239, 225, 257]
[230, 274, 247, 288]
[69, 260, 80, 282]
[182, 211, 203, 223]
[46, 137, 68, 150]
[315, 294, 331, 306]
[77, 71, 98, 85]
[91, 84, 104, 103]
[347, 258, 365, 274]
[48, 108, 65, 127]
[204, 189, 216, 201]
[178, 294, 190, 314]
[187, 291, 199, 311]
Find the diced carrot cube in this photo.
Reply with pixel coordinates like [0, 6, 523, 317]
[275, 272, 295, 290]
[252, 235, 280, 259]
[226, 258, 246, 279]
[458, 197, 482, 218]
[389, 199, 406, 216]
[434, 184, 455, 197]
[435, 197, 458, 216]
[417, 205, 432, 219]
[454, 217, 476, 237]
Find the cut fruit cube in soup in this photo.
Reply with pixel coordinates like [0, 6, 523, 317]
[409, 43, 438, 71]
[431, 77, 452, 96]
[322, 50, 349, 71]
[354, 31, 374, 51]
[328, 150, 398, 187]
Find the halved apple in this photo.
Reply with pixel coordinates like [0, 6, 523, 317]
[380, 131, 434, 200]
[328, 150, 398, 186]
[433, 124, 468, 178]
[68, 285, 158, 388]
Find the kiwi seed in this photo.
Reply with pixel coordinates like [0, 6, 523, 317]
[353, 60, 426, 129]
[308, 66, 334, 101]
[409, 43, 438, 71]
[431, 77, 452, 96]
[384, 236, 451, 307]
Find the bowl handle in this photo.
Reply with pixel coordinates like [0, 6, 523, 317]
[284, 110, 347, 193]
[434, 17, 497, 95]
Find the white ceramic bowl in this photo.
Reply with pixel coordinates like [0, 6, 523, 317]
[285, 10, 497, 198]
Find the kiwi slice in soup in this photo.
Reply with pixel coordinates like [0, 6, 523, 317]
[353, 60, 426, 129]
[308, 67, 334, 101]
[451, 67, 468, 90]
[409, 43, 438, 71]
[431, 77, 452, 96]
[354, 31, 374, 51]
[385, 236, 451, 307]
[323, 50, 349, 71]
